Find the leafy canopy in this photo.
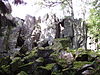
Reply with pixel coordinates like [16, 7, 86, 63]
[87, 0, 100, 38]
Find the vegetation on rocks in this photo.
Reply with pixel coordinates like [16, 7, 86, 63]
[0, 45, 100, 75]
[0, 0, 100, 75]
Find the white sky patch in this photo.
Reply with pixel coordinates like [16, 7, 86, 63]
[10, 0, 40, 19]
[9, 0, 92, 19]
[11, 3, 64, 19]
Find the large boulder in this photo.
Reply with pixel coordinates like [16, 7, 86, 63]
[37, 47, 54, 58]
[51, 38, 71, 50]
[62, 17, 74, 38]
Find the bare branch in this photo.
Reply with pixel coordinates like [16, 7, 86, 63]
[65, 0, 73, 9]
[41, 0, 68, 8]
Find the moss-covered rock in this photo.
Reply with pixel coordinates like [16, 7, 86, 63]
[0, 65, 11, 75]
[10, 57, 23, 74]
[73, 61, 92, 69]
[37, 48, 54, 58]
[57, 59, 68, 68]
[76, 54, 89, 61]
[0, 56, 12, 67]
[51, 38, 71, 50]
[36, 57, 44, 63]
[0, 39, 100, 75]
[39, 63, 55, 70]
[34, 67, 51, 75]
[17, 71, 28, 75]
[23, 50, 38, 63]
[19, 62, 34, 74]
[92, 59, 100, 75]
[62, 68, 77, 75]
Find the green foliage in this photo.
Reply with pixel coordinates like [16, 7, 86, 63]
[0, 39, 100, 75]
[19, 62, 34, 73]
[19, 62, 34, 68]
[50, 51, 59, 59]
[10, 57, 23, 72]
[92, 58, 100, 75]
[17, 71, 28, 75]
[52, 71, 63, 75]
[87, 0, 100, 38]
[36, 57, 44, 63]
[62, 68, 76, 75]
[52, 38, 71, 50]
[0, 56, 11, 67]
[24, 50, 37, 60]
[57, 59, 67, 68]
[1, 65, 10, 74]
[39, 63, 55, 70]
[73, 61, 92, 69]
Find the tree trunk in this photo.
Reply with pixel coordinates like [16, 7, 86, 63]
[55, 23, 61, 38]
[3, 25, 11, 51]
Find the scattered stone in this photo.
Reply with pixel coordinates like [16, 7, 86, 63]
[82, 70, 92, 75]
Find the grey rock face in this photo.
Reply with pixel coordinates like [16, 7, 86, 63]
[37, 48, 54, 58]
[82, 70, 92, 75]
[62, 17, 73, 37]
[59, 50, 74, 63]
[59, 17, 87, 49]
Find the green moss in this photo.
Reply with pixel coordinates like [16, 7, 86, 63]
[10, 57, 23, 72]
[38, 47, 45, 50]
[39, 63, 55, 70]
[51, 38, 71, 50]
[11, 57, 21, 63]
[73, 61, 92, 69]
[87, 50, 99, 58]
[24, 50, 37, 60]
[57, 59, 68, 68]
[17, 71, 28, 75]
[0, 56, 12, 66]
[67, 49, 99, 58]
[19, 62, 34, 73]
[55, 38, 71, 49]
[50, 52, 58, 58]
[62, 69, 77, 75]
[36, 57, 44, 62]
[95, 50, 100, 56]
[1, 65, 10, 74]
[67, 49, 76, 55]
[51, 41, 62, 50]
[51, 72, 63, 75]
[19, 62, 34, 68]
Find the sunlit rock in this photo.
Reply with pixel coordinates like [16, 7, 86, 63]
[59, 51, 74, 63]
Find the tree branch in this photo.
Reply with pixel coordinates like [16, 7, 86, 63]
[41, 0, 68, 8]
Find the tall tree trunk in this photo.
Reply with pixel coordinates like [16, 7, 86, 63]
[70, 0, 74, 17]
[70, 0, 74, 48]
[3, 25, 11, 51]
[83, 21, 87, 50]
[55, 23, 61, 38]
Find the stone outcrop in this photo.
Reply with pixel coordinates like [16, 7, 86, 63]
[59, 17, 87, 49]
[0, 1, 41, 56]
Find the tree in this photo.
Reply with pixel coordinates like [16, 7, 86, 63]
[88, 0, 100, 39]
[87, 0, 100, 50]
[35, 0, 74, 17]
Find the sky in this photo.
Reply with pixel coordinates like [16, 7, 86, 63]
[9, 0, 92, 19]
[10, 0, 64, 19]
